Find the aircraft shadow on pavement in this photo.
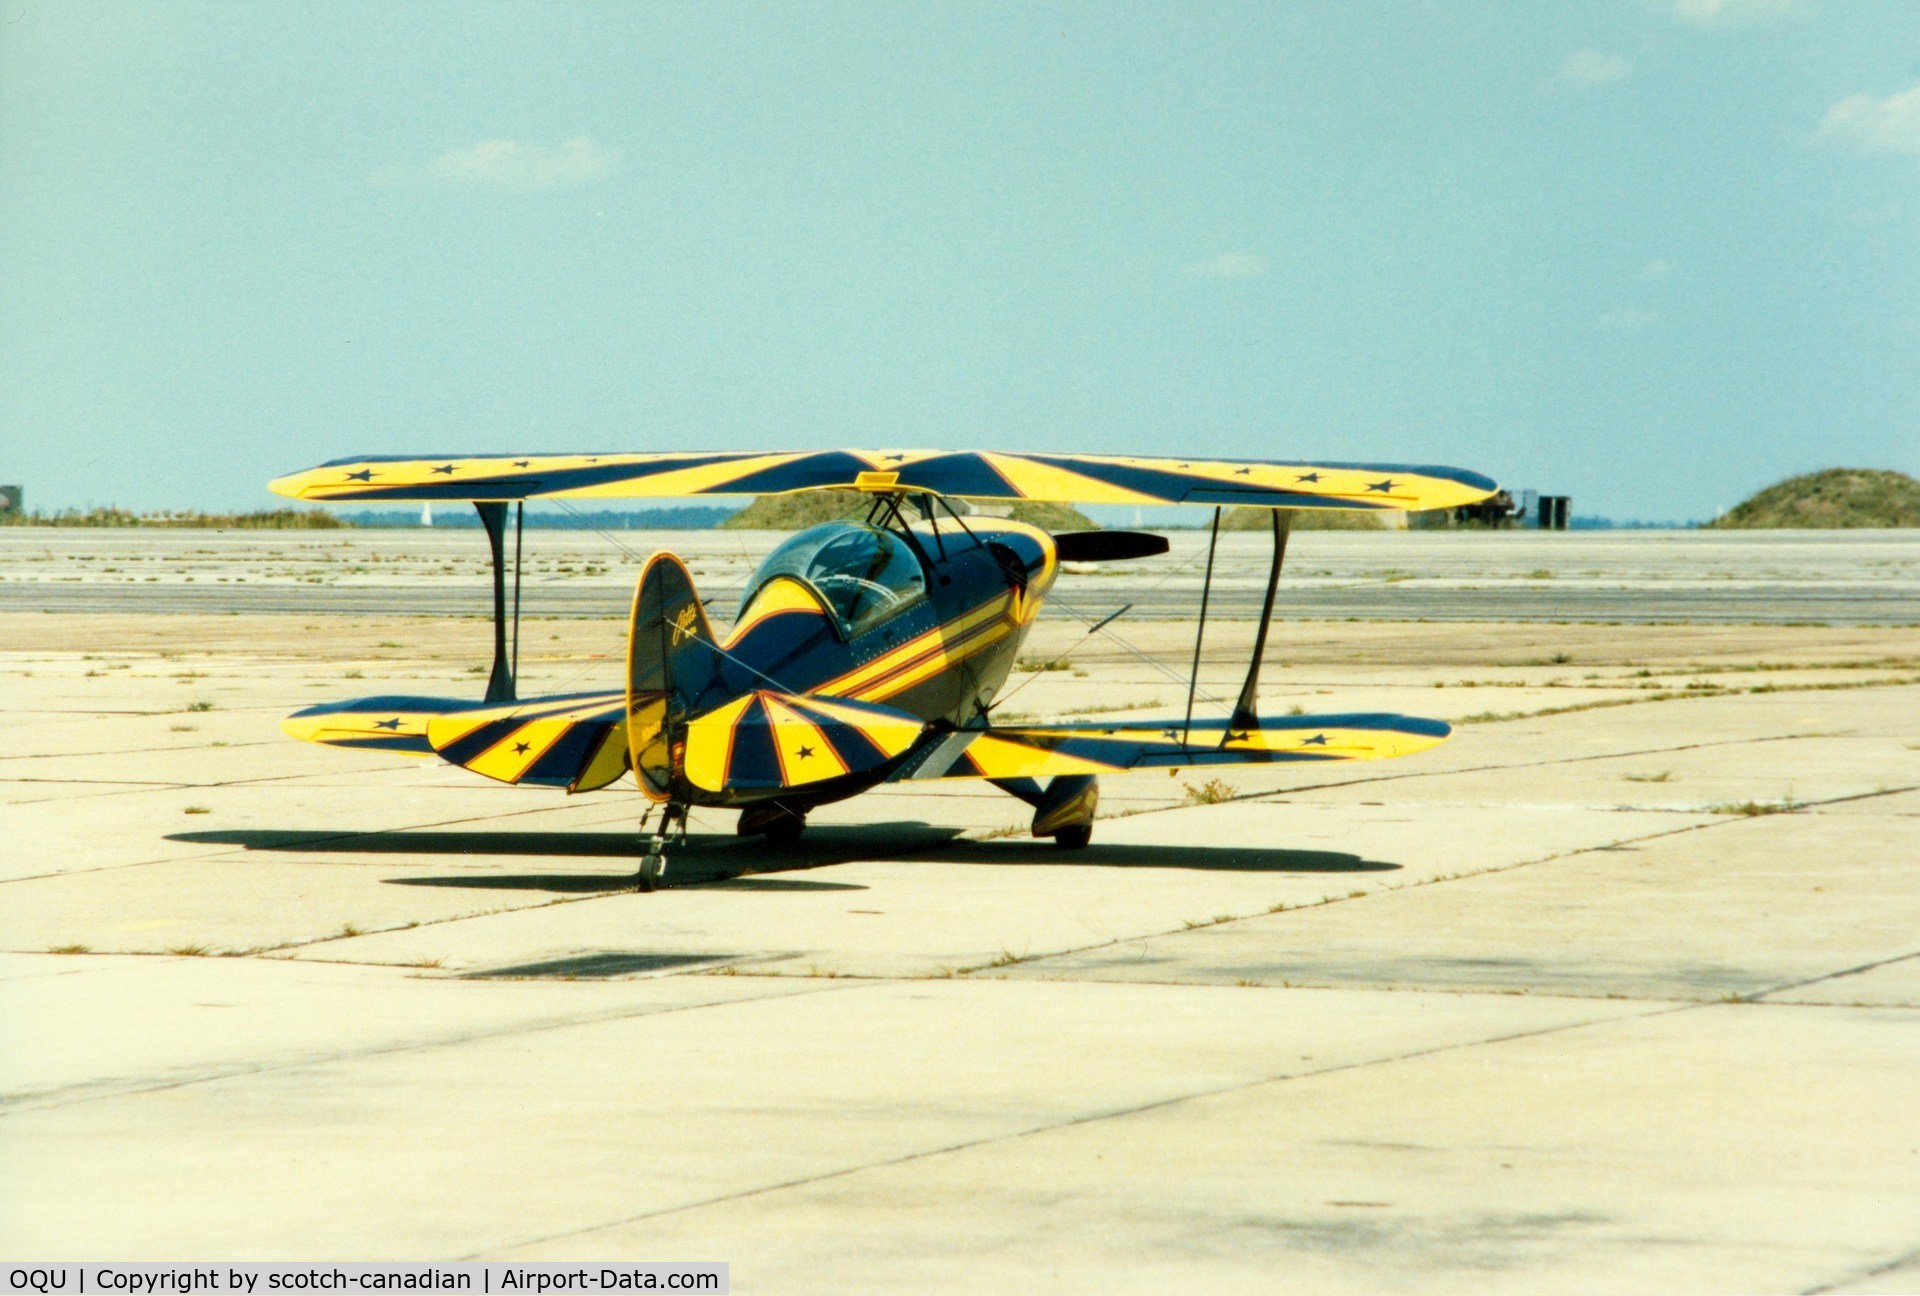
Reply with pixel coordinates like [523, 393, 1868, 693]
[170, 824, 1397, 888]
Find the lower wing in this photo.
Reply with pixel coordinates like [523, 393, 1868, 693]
[903, 713, 1450, 782]
[283, 691, 630, 792]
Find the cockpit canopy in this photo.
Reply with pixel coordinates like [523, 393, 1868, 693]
[741, 522, 928, 637]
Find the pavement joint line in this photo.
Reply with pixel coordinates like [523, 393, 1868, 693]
[1752, 946, 1920, 1003]
[984, 969, 1920, 1010]
[471, 994, 1700, 1258]
[0, 740, 283, 763]
[1805, 1240, 1920, 1295]
[0, 976, 859, 1116]
[260, 822, 995, 960]
[982, 782, 1920, 982]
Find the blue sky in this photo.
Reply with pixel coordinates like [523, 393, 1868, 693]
[3, 0, 1915, 520]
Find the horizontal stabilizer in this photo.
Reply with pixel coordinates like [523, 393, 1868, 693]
[283, 696, 466, 757]
[270, 450, 1497, 514]
[908, 712, 1451, 783]
[683, 691, 928, 793]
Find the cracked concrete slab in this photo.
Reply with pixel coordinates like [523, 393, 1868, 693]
[4, 531, 1920, 1289]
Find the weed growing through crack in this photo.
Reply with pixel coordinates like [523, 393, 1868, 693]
[1182, 778, 1237, 806]
[1710, 799, 1799, 817]
[1014, 656, 1074, 673]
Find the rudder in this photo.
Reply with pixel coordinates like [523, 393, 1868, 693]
[626, 552, 725, 801]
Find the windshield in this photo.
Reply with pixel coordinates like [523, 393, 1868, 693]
[743, 522, 927, 636]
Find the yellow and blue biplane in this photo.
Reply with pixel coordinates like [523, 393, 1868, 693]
[270, 450, 1496, 888]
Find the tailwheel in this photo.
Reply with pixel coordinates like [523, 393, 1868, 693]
[637, 802, 688, 892]
[1052, 823, 1093, 850]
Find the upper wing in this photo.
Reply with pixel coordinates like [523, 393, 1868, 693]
[899, 712, 1451, 783]
[284, 691, 631, 792]
[269, 450, 1496, 513]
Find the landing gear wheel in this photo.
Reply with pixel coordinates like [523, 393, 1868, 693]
[1052, 823, 1093, 850]
[637, 851, 667, 892]
[763, 816, 806, 849]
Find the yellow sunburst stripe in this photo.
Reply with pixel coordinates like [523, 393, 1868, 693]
[461, 716, 578, 783]
[418, 692, 624, 750]
[726, 577, 828, 646]
[785, 696, 925, 758]
[984, 454, 1167, 506]
[560, 452, 809, 501]
[281, 711, 436, 744]
[270, 452, 794, 502]
[571, 721, 631, 793]
[961, 735, 1126, 780]
[762, 694, 852, 787]
[683, 692, 758, 793]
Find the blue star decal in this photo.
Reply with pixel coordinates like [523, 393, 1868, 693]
[373, 718, 402, 731]
[512, 741, 531, 754]
[513, 460, 531, 468]
[1365, 478, 1397, 493]
[796, 744, 815, 759]
[430, 464, 458, 476]
[1234, 467, 1252, 476]
[1301, 733, 1329, 746]
[1295, 472, 1321, 484]
[344, 469, 376, 482]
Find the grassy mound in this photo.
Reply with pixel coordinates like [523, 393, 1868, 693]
[1220, 506, 1388, 531]
[1706, 469, 1920, 529]
[1004, 501, 1097, 532]
[720, 493, 1096, 532]
[719, 492, 869, 530]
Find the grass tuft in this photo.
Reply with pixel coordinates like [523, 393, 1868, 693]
[1182, 777, 1238, 806]
[1709, 799, 1799, 817]
[1014, 656, 1074, 673]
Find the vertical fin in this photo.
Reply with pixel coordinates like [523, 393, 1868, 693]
[625, 552, 721, 802]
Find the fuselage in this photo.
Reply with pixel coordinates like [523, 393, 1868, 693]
[669, 514, 1058, 809]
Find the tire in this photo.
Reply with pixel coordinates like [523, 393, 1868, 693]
[763, 817, 805, 849]
[637, 853, 665, 892]
[1052, 823, 1093, 850]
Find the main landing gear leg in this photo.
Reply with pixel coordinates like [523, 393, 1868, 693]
[638, 802, 688, 892]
